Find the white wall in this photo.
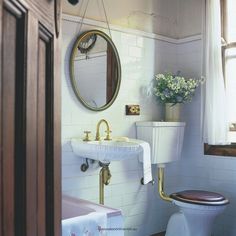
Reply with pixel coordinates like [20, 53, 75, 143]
[62, 0, 180, 38]
[62, 0, 203, 39]
[62, 2, 236, 235]
[61, 17, 179, 236]
[74, 55, 107, 107]
[174, 39, 236, 236]
[177, 0, 203, 38]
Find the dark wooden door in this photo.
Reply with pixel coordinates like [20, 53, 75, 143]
[0, 0, 61, 235]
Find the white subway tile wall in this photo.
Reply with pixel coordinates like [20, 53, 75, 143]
[176, 40, 236, 236]
[62, 19, 178, 236]
[62, 18, 236, 236]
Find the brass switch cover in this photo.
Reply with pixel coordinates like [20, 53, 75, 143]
[126, 105, 140, 115]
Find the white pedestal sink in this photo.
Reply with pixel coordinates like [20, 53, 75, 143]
[71, 137, 153, 185]
[71, 137, 144, 164]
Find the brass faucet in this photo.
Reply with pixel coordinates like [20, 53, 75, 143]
[95, 119, 112, 141]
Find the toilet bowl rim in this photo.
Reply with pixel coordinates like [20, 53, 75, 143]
[172, 199, 228, 210]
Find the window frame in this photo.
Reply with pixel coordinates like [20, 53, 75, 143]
[204, 0, 236, 157]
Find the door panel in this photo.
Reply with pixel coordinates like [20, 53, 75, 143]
[37, 25, 55, 236]
[0, 0, 61, 235]
[2, 2, 27, 235]
[37, 37, 47, 236]
[26, 12, 38, 236]
[2, 8, 17, 236]
[53, 20, 62, 236]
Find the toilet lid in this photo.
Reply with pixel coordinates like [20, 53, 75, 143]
[170, 190, 229, 206]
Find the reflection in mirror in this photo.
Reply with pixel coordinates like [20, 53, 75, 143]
[70, 30, 121, 111]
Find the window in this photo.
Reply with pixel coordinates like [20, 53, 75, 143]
[204, 0, 236, 156]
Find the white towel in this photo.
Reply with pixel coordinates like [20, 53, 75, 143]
[62, 212, 107, 236]
[134, 140, 153, 184]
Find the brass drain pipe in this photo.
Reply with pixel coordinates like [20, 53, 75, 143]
[158, 167, 172, 202]
[99, 163, 111, 205]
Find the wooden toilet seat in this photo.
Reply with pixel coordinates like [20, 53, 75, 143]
[170, 190, 229, 206]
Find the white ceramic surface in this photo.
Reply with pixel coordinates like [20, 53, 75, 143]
[165, 200, 227, 236]
[136, 121, 185, 165]
[71, 137, 144, 163]
[62, 195, 124, 236]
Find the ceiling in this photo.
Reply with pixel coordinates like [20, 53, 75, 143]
[62, 0, 202, 39]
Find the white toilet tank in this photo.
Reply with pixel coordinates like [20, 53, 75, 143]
[136, 122, 185, 165]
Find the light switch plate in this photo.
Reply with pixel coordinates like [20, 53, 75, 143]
[125, 105, 140, 115]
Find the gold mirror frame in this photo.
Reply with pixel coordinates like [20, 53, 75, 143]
[69, 30, 121, 111]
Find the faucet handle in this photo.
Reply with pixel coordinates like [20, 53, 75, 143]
[83, 131, 91, 141]
[104, 130, 112, 141]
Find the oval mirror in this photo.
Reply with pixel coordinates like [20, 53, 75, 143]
[70, 30, 121, 111]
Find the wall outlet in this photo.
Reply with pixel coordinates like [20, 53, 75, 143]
[125, 105, 140, 115]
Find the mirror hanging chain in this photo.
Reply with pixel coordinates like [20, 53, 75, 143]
[76, 0, 90, 35]
[76, 0, 112, 39]
[101, 0, 112, 38]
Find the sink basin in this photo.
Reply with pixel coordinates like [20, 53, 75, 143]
[71, 138, 143, 163]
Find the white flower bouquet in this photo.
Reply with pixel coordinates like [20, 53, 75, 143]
[153, 72, 204, 104]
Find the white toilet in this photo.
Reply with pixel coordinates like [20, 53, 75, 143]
[136, 121, 229, 236]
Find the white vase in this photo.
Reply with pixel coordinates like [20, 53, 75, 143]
[165, 103, 181, 121]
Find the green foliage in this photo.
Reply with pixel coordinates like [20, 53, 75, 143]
[153, 73, 204, 104]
